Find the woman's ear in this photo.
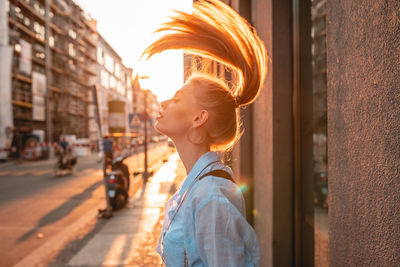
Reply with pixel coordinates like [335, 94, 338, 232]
[192, 110, 208, 128]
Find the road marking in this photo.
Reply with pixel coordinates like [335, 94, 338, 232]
[33, 170, 52, 176]
[13, 171, 30, 176]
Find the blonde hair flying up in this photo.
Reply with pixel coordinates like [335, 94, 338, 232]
[142, 0, 267, 107]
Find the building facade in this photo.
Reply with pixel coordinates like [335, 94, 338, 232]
[0, 0, 138, 157]
[95, 32, 132, 139]
[131, 75, 160, 140]
[227, 0, 399, 266]
[2, 0, 98, 157]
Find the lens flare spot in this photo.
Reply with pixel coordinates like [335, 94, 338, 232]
[238, 184, 247, 193]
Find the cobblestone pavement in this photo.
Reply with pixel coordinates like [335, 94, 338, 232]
[128, 158, 186, 266]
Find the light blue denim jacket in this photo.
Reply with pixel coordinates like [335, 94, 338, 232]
[156, 151, 260, 266]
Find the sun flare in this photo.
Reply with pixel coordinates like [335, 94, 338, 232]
[76, 0, 193, 101]
[136, 50, 184, 102]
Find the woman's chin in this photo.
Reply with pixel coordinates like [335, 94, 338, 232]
[154, 122, 166, 135]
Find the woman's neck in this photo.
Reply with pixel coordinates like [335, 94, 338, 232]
[173, 137, 210, 174]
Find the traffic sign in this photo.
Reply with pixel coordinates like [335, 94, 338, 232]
[129, 113, 141, 129]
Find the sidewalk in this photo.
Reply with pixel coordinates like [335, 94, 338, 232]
[64, 152, 185, 266]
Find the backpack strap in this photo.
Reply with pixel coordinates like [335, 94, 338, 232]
[198, 169, 236, 184]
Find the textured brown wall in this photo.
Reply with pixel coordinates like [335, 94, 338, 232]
[326, 1, 400, 266]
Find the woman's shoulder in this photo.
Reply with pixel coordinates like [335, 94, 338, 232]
[187, 171, 245, 213]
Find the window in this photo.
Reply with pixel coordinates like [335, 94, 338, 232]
[127, 88, 133, 101]
[14, 43, 21, 53]
[68, 43, 76, 57]
[14, 6, 22, 19]
[104, 54, 114, 73]
[101, 70, 109, 88]
[33, 2, 44, 16]
[115, 63, 120, 77]
[117, 82, 125, 95]
[33, 22, 45, 41]
[97, 47, 104, 65]
[110, 76, 116, 90]
[69, 29, 77, 40]
[23, 17, 30, 27]
[49, 36, 54, 47]
[68, 59, 75, 71]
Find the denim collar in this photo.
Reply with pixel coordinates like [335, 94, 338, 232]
[178, 151, 220, 199]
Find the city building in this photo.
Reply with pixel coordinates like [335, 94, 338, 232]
[183, 53, 231, 83]
[145, 89, 160, 139]
[95, 31, 133, 139]
[0, 0, 136, 158]
[2, 0, 98, 157]
[131, 74, 160, 140]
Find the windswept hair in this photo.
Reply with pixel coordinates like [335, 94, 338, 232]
[142, 0, 267, 107]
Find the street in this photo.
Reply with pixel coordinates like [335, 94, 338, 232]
[0, 141, 171, 267]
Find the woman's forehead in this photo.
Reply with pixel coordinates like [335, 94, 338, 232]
[176, 84, 200, 104]
[176, 84, 193, 96]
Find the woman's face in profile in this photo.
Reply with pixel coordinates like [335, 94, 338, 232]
[155, 84, 200, 139]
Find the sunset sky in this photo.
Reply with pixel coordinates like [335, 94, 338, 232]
[75, 0, 192, 101]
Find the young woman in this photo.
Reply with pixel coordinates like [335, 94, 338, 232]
[142, 0, 267, 266]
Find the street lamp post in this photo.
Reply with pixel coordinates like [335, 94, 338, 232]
[143, 90, 148, 184]
[44, 0, 53, 148]
[139, 75, 150, 184]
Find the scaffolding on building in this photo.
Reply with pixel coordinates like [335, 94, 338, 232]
[6, 0, 97, 157]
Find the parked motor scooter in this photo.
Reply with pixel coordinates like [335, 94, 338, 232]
[104, 155, 130, 210]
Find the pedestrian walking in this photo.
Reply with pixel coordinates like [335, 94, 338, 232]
[142, 0, 267, 266]
[59, 137, 70, 152]
[103, 134, 113, 168]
